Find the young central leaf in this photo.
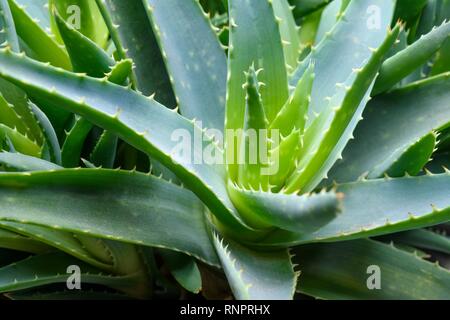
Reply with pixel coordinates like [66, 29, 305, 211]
[237, 65, 269, 191]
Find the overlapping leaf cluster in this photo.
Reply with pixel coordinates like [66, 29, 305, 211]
[0, 0, 448, 300]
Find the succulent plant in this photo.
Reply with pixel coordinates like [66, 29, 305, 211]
[0, 0, 448, 300]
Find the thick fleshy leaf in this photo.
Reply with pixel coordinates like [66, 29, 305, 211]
[61, 116, 92, 168]
[8, 0, 70, 69]
[90, 130, 117, 168]
[159, 249, 202, 294]
[0, 221, 114, 271]
[54, 9, 114, 77]
[0, 50, 259, 237]
[0, 252, 149, 298]
[289, 0, 332, 19]
[0, 152, 60, 171]
[228, 182, 340, 233]
[272, 0, 302, 73]
[293, 239, 450, 299]
[373, 20, 450, 95]
[314, 0, 343, 43]
[382, 228, 450, 255]
[0, 79, 43, 144]
[49, 0, 109, 48]
[270, 62, 315, 137]
[290, 0, 395, 117]
[96, 0, 175, 106]
[213, 234, 297, 300]
[329, 74, 450, 183]
[143, 0, 227, 131]
[285, 24, 400, 193]
[257, 173, 450, 247]
[29, 102, 61, 164]
[0, 228, 51, 254]
[0, 0, 19, 51]
[0, 168, 219, 266]
[0, 124, 40, 157]
[237, 66, 268, 190]
[393, 0, 428, 27]
[0, 94, 28, 136]
[226, 0, 289, 179]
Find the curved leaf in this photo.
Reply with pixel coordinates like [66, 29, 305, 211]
[8, 0, 70, 69]
[0, 228, 51, 254]
[290, 0, 395, 118]
[0, 152, 61, 171]
[373, 20, 450, 95]
[293, 239, 450, 299]
[54, 9, 114, 77]
[0, 50, 259, 237]
[228, 182, 340, 233]
[226, 0, 289, 179]
[0, 0, 19, 51]
[0, 252, 149, 298]
[0, 168, 219, 266]
[143, 0, 227, 130]
[213, 233, 297, 300]
[96, 0, 175, 106]
[258, 173, 450, 246]
[329, 74, 450, 183]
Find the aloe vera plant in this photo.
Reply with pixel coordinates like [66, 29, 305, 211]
[0, 0, 448, 300]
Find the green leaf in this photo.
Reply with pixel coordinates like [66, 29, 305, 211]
[0, 227, 51, 254]
[0, 221, 115, 271]
[96, 0, 175, 106]
[373, 21, 450, 95]
[297, 8, 323, 49]
[272, 0, 302, 73]
[61, 116, 92, 168]
[0, 0, 19, 51]
[293, 239, 450, 299]
[0, 79, 43, 144]
[0, 152, 61, 171]
[143, 0, 227, 131]
[289, 0, 332, 18]
[0, 93, 28, 136]
[0, 168, 220, 266]
[0, 123, 40, 157]
[106, 59, 132, 85]
[258, 173, 450, 247]
[0, 252, 148, 298]
[290, 0, 396, 117]
[0, 50, 260, 237]
[329, 74, 450, 183]
[285, 24, 400, 193]
[383, 229, 450, 255]
[90, 130, 118, 168]
[270, 61, 315, 136]
[237, 65, 268, 190]
[314, 0, 343, 43]
[228, 182, 340, 233]
[226, 0, 289, 180]
[53, 8, 114, 77]
[49, 0, 109, 48]
[159, 249, 202, 294]
[393, 0, 428, 28]
[29, 102, 61, 164]
[8, 0, 71, 69]
[213, 233, 297, 300]
[269, 130, 302, 188]
[382, 132, 437, 177]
